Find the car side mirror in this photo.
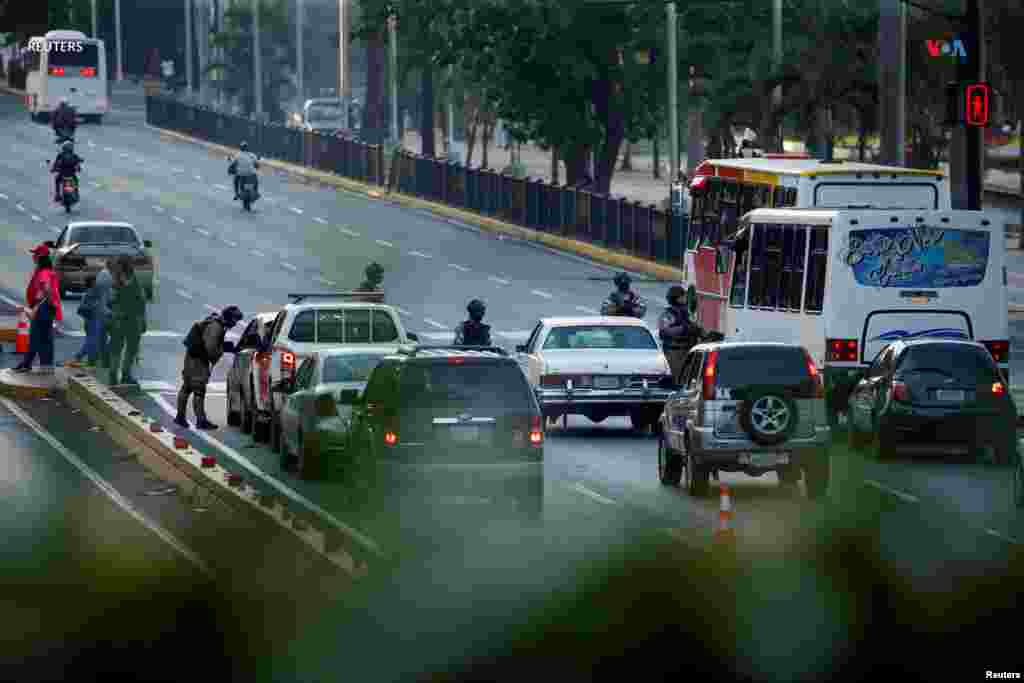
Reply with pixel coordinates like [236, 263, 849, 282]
[272, 378, 293, 393]
[406, 332, 419, 342]
[515, 344, 527, 353]
[143, 240, 153, 248]
[338, 388, 360, 405]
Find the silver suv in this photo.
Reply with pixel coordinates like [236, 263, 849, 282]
[657, 342, 831, 499]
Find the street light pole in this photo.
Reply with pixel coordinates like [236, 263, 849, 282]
[253, 0, 263, 117]
[185, 0, 194, 93]
[666, 2, 678, 182]
[878, 0, 906, 166]
[114, 0, 123, 81]
[773, 0, 782, 151]
[296, 0, 304, 104]
[91, 0, 98, 39]
[388, 14, 398, 144]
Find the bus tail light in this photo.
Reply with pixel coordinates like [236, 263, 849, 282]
[529, 415, 544, 447]
[49, 67, 65, 76]
[827, 338, 858, 362]
[702, 350, 719, 401]
[992, 382, 1007, 396]
[803, 350, 825, 398]
[980, 340, 1009, 364]
[80, 67, 97, 77]
[890, 381, 911, 403]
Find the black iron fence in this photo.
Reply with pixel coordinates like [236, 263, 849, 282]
[147, 96, 689, 270]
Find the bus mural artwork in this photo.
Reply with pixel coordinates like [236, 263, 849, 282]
[842, 227, 988, 288]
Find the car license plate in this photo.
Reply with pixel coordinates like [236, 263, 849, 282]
[595, 376, 619, 389]
[749, 452, 789, 467]
[936, 389, 964, 402]
[450, 425, 480, 443]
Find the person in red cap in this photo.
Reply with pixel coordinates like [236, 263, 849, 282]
[13, 244, 63, 374]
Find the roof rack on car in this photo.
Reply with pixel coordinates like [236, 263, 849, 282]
[287, 291, 385, 304]
[396, 344, 509, 356]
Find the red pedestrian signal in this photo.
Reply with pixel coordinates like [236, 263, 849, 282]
[964, 83, 990, 127]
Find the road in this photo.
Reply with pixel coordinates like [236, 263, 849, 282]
[1, 85, 1023, 680]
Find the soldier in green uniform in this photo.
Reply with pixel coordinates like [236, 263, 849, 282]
[107, 255, 147, 385]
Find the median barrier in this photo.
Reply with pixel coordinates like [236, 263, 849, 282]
[0, 315, 17, 344]
[0, 367, 60, 399]
[59, 369, 380, 577]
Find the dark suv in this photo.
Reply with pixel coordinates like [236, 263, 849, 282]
[346, 345, 545, 528]
[657, 342, 831, 499]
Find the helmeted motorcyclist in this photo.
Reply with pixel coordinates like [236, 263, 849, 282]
[357, 262, 384, 291]
[51, 140, 83, 203]
[229, 141, 260, 200]
[658, 285, 693, 384]
[52, 97, 77, 141]
[603, 272, 645, 317]
[454, 299, 492, 346]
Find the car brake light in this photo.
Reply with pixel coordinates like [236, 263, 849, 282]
[702, 350, 718, 400]
[316, 394, 337, 417]
[49, 67, 65, 76]
[992, 382, 1006, 395]
[891, 380, 910, 403]
[80, 67, 96, 77]
[281, 351, 295, 375]
[540, 374, 564, 387]
[529, 415, 543, 446]
[826, 338, 858, 362]
[384, 431, 398, 445]
[803, 349, 825, 398]
[448, 356, 465, 364]
[980, 340, 1009, 364]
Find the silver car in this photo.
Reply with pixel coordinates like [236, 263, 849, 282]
[658, 341, 831, 499]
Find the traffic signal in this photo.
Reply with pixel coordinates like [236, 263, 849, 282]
[964, 82, 990, 127]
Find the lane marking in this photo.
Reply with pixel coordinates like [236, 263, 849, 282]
[139, 381, 224, 394]
[418, 332, 451, 341]
[87, 140, 95, 147]
[314, 276, 336, 286]
[1, 398, 210, 575]
[424, 318, 448, 329]
[395, 307, 410, 316]
[281, 262, 298, 272]
[105, 147, 114, 152]
[176, 288, 193, 300]
[119, 152, 129, 158]
[409, 250, 432, 259]
[496, 330, 532, 340]
[152, 205, 164, 212]
[290, 207, 304, 215]
[0, 193, 6, 199]
[150, 394, 382, 556]
[488, 276, 510, 285]
[570, 482, 617, 506]
[863, 479, 920, 504]
[195, 228, 211, 237]
[449, 263, 470, 272]
[985, 528, 1021, 545]
[214, 184, 229, 191]
[15, 203, 25, 212]
[204, 304, 220, 313]
[89, 181, 101, 188]
[531, 289, 553, 299]
[193, 175, 202, 180]
[314, 217, 327, 224]
[375, 239, 394, 248]
[222, 238, 238, 247]
[575, 305, 600, 315]
[172, 216, 185, 224]
[136, 158, 144, 164]
[61, 330, 185, 338]
[340, 227, 360, 237]
[250, 249, 266, 258]
[31, 215, 41, 222]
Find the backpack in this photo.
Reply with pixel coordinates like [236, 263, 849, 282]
[183, 317, 213, 359]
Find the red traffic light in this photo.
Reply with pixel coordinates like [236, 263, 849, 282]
[965, 83, 990, 127]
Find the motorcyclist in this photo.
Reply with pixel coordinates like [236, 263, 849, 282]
[229, 141, 260, 200]
[52, 97, 76, 142]
[357, 262, 384, 292]
[603, 272, 645, 317]
[51, 140, 83, 203]
[658, 285, 693, 384]
[454, 299, 492, 346]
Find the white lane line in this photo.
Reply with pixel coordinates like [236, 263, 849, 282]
[281, 262, 298, 272]
[375, 239, 394, 248]
[570, 482, 617, 506]
[0, 192, 6, 199]
[195, 228, 211, 237]
[289, 207, 304, 215]
[449, 263, 470, 272]
[531, 289, 553, 299]
[152, 205, 164, 212]
[171, 166, 183, 172]
[136, 158, 144, 164]
[204, 304, 220, 313]
[140, 381, 224, 393]
[1, 398, 210, 575]
[87, 140, 95, 147]
[863, 479, 920, 504]
[176, 289, 193, 300]
[409, 250, 432, 259]
[119, 152, 130, 157]
[575, 305, 600, 315]
[105, 147, 114, 152]
[62, 331, 184, 339]
[424, 318, 448, 330]
[193, 175, 202, 180]
[263, 196, 276, 203]
[395, 307, 411, 316]
[221, 238, 238, 247]
[214, 184, 229, 191]
[15, 203, 25, 212]
[340, 227, 360, 237]
[496, 330, 532, 340]
[985, 528, 1021, 545]
[89, 181, 101, 188]
[488, 276, 510, 285]
[314, 276, 336, 286]
[31, 215, 41, 222]
[172, 216, 185, 224]
[150, 393, 382, 556]
[314, 217, 327, 224]
[250, 249, 266, 258]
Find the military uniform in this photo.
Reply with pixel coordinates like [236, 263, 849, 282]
[176, 315, 228, 427]
[454, 320, 492, 346]
[107, 272, 147, 384]
[658, 304, 692, 384]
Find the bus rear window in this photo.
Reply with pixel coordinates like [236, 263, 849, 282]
[49, 43, 100, 69]
[843, 227, 989, 288]
[814, 183, 938, 209]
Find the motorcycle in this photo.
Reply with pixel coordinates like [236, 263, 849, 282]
[54, 128, 75, 145]
[238, 174, 259, 211]
[60, 175, 79, 213]
[600, 296, 648, 318]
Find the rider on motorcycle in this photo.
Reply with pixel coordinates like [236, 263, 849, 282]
[229, 141, 260, 200]
[454, 299, 492, 346]
[51, 140, 83, 203]
[52, 98, 77, 142]
[603, 272, 645, 317]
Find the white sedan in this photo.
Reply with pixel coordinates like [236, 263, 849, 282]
[514, 317, 674, 431]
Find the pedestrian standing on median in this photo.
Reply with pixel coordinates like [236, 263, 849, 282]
[13, 244, 63, 374]
[107, 255, 147, 385]
[66, 258, 114, 369]
[175, 305, 243, 430]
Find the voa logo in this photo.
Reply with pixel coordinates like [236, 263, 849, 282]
[926, 37, 967, 59]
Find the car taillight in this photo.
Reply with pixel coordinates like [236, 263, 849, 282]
[49, 67, 65, 76]
[448, 356, 465, 365]
[281, 351, 296, 376]
[891, 380, 910, 403]
[803, 349, 825, 398]
[826, 338, 858, 362]
[80, 67, 96, 77]
[384, 431, 398, 445]
[980, 340, 1009, 364]
[540, 374, 566, 387]
[702, 350, 718, 401]
[316, 394, 337, 417]
[992, 382, 1006, 395]
[529, 415, 543, 447]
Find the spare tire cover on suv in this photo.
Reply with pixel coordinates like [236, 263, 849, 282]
[738, 386, 799, 446]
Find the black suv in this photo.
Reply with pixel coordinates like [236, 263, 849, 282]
[346, 345, 545, 527]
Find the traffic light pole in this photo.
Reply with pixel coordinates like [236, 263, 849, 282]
[964, 0, 984, 210]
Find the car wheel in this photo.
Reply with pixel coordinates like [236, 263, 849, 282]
[270, 414, 282, 453]
[993, 440, 1015, 467]
[1014, 455, 1024, 509]
[254, 413, 270, 443]
[684, 452, 709, 497]
[226, 387, 241, 427]
[848, 421, 871, 451]
[657, 435, 683, 486]
[803, 457, 830, 500]
[629, 411, 651, 433]
[739, 389, 798, 447]
[240, 387, 254, 435]
[877, 426, 896, 460]
[279, 426, 293, 470]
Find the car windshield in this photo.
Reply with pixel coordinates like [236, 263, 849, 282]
[714, 346, 811, 389]
[398, 362, 533, 415]
[542, 326, 657, 350]
[72, 225, 138, 244]
[322, 354, 388, 383]
[897, 344, 999, 383]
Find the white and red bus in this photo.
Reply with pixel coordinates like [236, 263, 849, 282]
[25, 30, 109, 123]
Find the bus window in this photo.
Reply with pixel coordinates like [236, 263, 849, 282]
[773, 187, 797, 208]
[729, 231, 750, 307]
[781, 226, 807, 310]
[719, 204, 739, 242]
[748, 225, 766, 307]
[49, 43, 100, 70]
[804, 228, 828, 312]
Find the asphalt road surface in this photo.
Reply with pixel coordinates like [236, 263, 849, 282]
[2, 85, 1023, 680]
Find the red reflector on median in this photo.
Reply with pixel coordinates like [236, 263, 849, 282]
[149, 423, 164, 433]
[173, 436, 188, 449]
[201, 455, 217, 468]
[227, 472, 243, 486]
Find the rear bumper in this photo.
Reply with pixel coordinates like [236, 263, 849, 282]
[59, 268, 153, 291]
[538, 388, 673, 412]
[880, 412, 1014, 445]
[689, 425, 831, 468]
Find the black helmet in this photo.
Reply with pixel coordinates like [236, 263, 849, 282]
[365, 262, 383, 281]
[240, 141, 249, 151]
[467, 299, 486, 320]
[221, 305, 244, 327]
[614, 272, 631, 290]
[667, 285, 686, 304]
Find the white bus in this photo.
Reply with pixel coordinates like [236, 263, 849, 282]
[25, 30, 109, 123]
[682, 155, 951, 334]
[720, 207, 1008, 421]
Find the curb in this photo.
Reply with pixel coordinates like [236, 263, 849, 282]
[0, 368, 58, 399]
[60, 369, 382, 576]
[0, 316, 17, 344]
[147, 124, 687, 282]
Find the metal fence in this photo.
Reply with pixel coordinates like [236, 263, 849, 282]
[147, 96, 689, 270]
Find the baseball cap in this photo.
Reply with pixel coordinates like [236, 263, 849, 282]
[29, 244, 50, 257]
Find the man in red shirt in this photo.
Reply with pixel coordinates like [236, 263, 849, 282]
[13, 244, 63, 373]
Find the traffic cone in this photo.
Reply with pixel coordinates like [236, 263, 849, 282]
[714, 483, 736, 545]
[15, 310, 29, 354]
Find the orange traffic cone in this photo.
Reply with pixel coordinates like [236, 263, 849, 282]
[15, 310, 29, 354]
[713, 483, 736, 545]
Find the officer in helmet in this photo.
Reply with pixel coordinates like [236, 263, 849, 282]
[229, 141, 260, 200]
[603, 272, 644, 317]
[51, 139, 83, 203]
[357, 262, 384, 291]
[454, 299, 492, 346]
[658, 285, 693, 384]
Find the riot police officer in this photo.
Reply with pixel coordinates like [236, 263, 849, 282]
[603, 272, 645, 317]
[454, 299, 492, 346]
[658, 285, 693, 384]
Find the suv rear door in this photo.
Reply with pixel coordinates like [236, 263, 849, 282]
[894, 343, 1006, 415]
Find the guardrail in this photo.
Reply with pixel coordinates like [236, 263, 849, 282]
[146, 97, 691, 270]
